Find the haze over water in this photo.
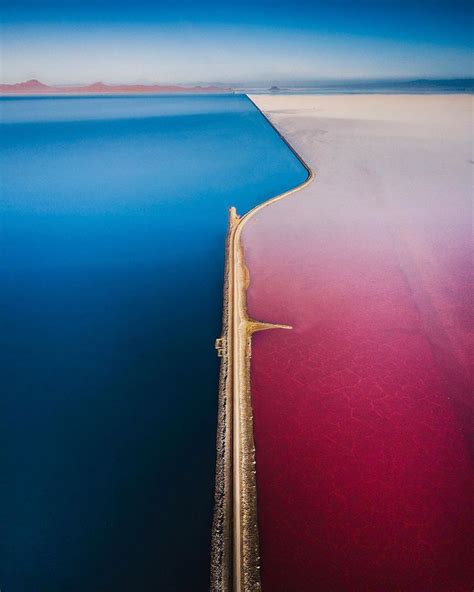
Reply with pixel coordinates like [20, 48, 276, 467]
[0, 94, 308, 591]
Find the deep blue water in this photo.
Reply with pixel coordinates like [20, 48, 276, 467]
[0, 95, 307, 591]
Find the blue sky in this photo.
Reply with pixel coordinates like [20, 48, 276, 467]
[1, 0, 472, 84]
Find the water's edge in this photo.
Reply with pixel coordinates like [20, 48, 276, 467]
[210, 95, 313, 592]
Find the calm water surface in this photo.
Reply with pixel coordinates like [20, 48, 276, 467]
[0, 95, 307, 591]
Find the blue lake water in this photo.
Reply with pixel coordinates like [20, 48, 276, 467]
[0, 94, 308, 591]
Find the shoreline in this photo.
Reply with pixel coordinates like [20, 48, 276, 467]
[0, 91, 235, 98]
[2, 89, 473, 98]
[211, 94, 314, 592]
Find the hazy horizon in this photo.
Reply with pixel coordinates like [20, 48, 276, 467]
[3, 76, 474, 87]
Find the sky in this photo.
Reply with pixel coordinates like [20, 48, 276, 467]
[0, 0, 472, 84]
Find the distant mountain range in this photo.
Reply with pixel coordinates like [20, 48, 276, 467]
[2, 78, 472, 96]
[0, 79, 231, 95]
